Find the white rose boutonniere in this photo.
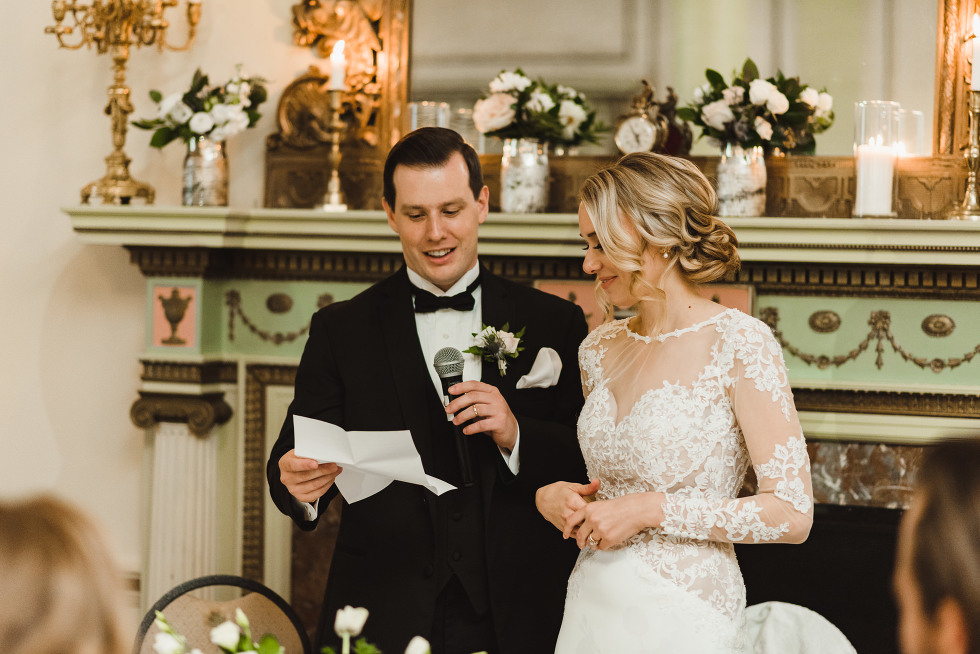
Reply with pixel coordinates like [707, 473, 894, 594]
[464, 323, 526, 376]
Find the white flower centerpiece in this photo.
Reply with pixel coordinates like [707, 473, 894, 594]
[472, 69, 605, 213]
[151, 608, 283, 654]
[133, 66, 267, 206]
[676, 58, 834, 216]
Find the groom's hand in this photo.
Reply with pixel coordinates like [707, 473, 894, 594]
[535, 479, 600, 534]
[279, 449, 343, 503]
[446, 381, 519, 452]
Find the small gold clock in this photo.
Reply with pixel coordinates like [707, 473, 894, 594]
[614, 80, 669, 155]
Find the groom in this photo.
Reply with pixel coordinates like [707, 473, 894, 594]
[267, 127, 588, 654]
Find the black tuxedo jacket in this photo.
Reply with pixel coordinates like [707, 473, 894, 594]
[267, 266, 588, 654]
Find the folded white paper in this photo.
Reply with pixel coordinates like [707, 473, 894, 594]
[516, 346, 563, 389]
[293, 415, 456, 503]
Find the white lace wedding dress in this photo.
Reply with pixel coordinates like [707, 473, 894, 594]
[555, 308, 813, 654]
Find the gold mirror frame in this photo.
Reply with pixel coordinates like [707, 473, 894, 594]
[936, 0, 975, 154]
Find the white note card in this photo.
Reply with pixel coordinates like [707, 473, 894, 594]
[293, 415, 456, 503]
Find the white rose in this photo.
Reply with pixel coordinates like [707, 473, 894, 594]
[558, 99, 588, 140]
[766, 91, 789, 115]
[210, 103, 236, 125]
[722, 86, 744, 105]
[748, 79, 777, 105]
[405, 636, 431, 654]
[526, 89, 555, 113]
[799, 87, 819, 108]
[815, 92, 833, 118]
[169, 102, 194, 125]
[754, 116, 773, 141]
[158, 92, 183, 119]
[334, 605, 369, 637]
[489, 71, 531, 94]
[188, 111, 215, 134]
[700, 99, 735, 131]
[472, 93, 516, 133]
[210, 621, 241, 650]
[498, 331, 520, 354]
[153, 632, 185, 654]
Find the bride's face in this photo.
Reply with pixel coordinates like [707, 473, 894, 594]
[579, 204, 663, 308]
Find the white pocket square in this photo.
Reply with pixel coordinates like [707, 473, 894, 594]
[516, 347, 562, 389]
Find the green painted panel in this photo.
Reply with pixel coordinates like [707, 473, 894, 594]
[756, 295, 980, 388]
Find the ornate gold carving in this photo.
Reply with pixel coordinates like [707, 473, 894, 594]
[243, 365, 298, 581]
[793, 387, 980, 419]
[266, 293, 294, 314]
[762, 307, 980, 373]
[139, 360, 237, 385]
[226, 290, 312, 345]
[127, 246, 217, 277]
[936, 0, 968, 156]
[921, 314, 956, 337]
[130, 392, 232, 437]
[292, 1, 382, 87]
[808, 311, 841, 333]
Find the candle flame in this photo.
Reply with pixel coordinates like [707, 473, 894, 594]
[331, 40, 346, 60]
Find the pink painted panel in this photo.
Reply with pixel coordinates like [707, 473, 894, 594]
[152, 285, 197, 348]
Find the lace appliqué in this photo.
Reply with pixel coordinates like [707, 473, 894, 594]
[755, 436, 813, 514]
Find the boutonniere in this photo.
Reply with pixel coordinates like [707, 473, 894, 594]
[464, 323, 525, 376]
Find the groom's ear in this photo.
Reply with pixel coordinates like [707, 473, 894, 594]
[383, 198, 399, 233]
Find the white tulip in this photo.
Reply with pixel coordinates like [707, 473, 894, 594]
[405, 636, 431, 654]
[210, 621, 242, 650]
[334, 605, 370, 637]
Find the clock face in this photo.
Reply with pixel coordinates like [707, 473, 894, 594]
[614, 115, 658, 154]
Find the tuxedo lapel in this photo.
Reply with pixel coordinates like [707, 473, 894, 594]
[477, 267, 516, 394]
[377, 269, 438, 464]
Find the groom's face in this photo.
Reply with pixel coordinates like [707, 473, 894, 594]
[384, 152, 489, 291]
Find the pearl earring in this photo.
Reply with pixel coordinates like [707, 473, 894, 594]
[662, 250, 669, 259]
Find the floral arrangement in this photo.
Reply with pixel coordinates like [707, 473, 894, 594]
[472, 69, 606, 148]
[464, 323, 525, 375]
[322, 605, 436, 654]
[133, 66, 268, 148]
[676, 58, 834, 154]
[151, 608, 283, 654]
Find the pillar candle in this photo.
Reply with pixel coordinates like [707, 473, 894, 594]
[854, 142, 895, 216]
[328, 40, 346, 91]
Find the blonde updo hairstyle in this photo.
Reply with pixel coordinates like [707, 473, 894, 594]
[580, 152, 740, 325]
[0, 495, 129, 654]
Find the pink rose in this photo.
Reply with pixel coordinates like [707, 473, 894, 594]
[473, 93, 516, 133]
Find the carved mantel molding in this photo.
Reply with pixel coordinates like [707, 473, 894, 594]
[130, 391, 233, 437]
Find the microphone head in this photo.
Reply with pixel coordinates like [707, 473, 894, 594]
[433, 347, 464, 378]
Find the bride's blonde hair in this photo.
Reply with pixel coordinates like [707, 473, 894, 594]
[579, 152, 740, 327]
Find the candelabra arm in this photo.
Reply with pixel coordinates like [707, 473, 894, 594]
[950, 90, 980, 221]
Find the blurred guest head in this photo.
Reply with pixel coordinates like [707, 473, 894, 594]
[578, 152, 739, 319]
[894, 438, 980, 654]
[0, 495, 129, 654]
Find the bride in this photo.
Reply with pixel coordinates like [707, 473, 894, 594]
[536, 152, 814, 653]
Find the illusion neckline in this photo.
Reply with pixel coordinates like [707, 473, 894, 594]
[623, 307, 737, 343]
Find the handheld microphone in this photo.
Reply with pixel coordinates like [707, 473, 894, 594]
[433, 347, 474, 487]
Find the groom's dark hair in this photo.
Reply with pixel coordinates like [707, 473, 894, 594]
[383, 127, 483, 208]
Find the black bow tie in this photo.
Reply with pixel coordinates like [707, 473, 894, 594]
[412, 276, 481, 313]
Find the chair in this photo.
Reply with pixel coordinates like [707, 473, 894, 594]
[134, 574, 311, 654]
[745, 601, 857, 654]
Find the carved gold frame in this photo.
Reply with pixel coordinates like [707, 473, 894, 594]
[936, 0, 978, 154]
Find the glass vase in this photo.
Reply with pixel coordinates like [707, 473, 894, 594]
[182, 136, 228, 206]
[500, 138, 549, 213]
[716, 143, 766, 217]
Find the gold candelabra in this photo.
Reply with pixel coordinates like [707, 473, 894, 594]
[319, 88, 347, 211]
[45, 0, 202, 205]
[951, 90, 980, 220]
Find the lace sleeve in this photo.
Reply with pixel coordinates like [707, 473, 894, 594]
[660, 318, 814, 544]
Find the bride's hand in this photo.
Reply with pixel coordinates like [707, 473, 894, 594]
[536, 479, 600, 534]
[570, 491, 664, 550]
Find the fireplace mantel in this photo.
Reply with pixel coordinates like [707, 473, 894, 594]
[66, 205, 980, 266]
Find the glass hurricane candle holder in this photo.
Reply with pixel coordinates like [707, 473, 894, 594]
[853, 100, 900, 218]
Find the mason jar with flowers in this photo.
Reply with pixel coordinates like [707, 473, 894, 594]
[677, 58, 834, 217]
[133, 66, 267, 207]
